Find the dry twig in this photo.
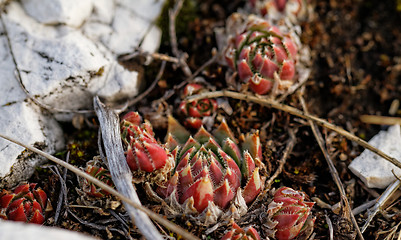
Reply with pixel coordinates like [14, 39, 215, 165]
[124, 61, 167, 108]
[169, 0, 192, 77]
[360, 115, 401, 125]
[298, 91, 364, 240]
[120, 50, 180, 64]
[325, 214, 334, 240]
[187, 90, 401, 170]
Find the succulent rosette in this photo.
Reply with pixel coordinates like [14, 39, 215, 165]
[0, 183, 47, 224]
[224, 15, 298, 95]
[178, 83, 218, 129]
[81, 160, 113, 198]
[221, 222, 261, 240]
[121, 112, 174, 184]
[146, 116, 264, 225]
[248, 0, 305, 21]
[265, 187, 315, 240]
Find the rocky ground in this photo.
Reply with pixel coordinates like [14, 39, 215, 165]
[2, 0, 401, 239]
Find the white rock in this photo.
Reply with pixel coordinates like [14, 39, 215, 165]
[91, 0, 115, 24]
[2, 2, 141, 118]
[83, 4, 162, 55]
[0, 220, 96, 240]
[118, 0, 166, 22]
[349, 125, 401, 189]
[141, 24, 162, 53]
[0, 22, 64, 188]
[21, 0, 93, 27]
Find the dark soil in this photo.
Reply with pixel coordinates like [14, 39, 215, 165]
[27, 0, 401, 239]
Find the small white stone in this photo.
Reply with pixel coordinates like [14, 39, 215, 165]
[0, 220, 96, 240]
[349, 125, 401, 189]
[21, 0, 94, 27]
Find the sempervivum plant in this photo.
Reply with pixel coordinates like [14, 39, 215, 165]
[81, 160, 113, 198]
[148, 116, 264, 225]
[265, 187, 315, 240]
[121, 112, 174, 184]
[0, 183, 47, 224]
[178, 83, 218, 129]
[224, 15, 298, 95]
[249, 0, 304, 20]
[221, 222, 261, 240]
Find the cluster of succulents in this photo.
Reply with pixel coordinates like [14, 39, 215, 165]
[121, 111, 174, 184]
[178, 83, 218, 129]
[266, 187, 315, 240]
[81, 160, 113, 198]
[120, 111, 315, 238]
[221, 222, 261, 240]
[224, 15, 298, 95]
[0, 183, 47, 224]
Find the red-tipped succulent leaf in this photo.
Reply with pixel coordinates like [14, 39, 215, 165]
[82, 161, 114, 198]
[249, 0, 304, 19]
[270, 187, 315, 240]
[121, 112, 174, 183]
[0, 183, 47, 224]
[221, 222, 261, 240]
[178, 83, 218, 129]
[225, 16, 298, 95]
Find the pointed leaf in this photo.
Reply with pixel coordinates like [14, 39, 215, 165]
[167, 115, 191, 144]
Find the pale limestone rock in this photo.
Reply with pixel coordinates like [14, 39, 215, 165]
[0, 21, 64, 188]
[82, 3, 162, 55]
[0, 220, 96, 240]
[349, 125, 401, 189]
[21, 0, 93, 27]
[2, 2, 141, 117]
[117, 0, 166, 22]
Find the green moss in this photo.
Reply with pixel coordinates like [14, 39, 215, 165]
[157, 0, 198, 47]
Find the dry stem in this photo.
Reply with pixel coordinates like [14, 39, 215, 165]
[265, 128, 297, 189]
[298, 91, 364, 240]
[125, 61, 166, 108]
[169, 0, 192, 77]
[187, 90, 401, 170]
